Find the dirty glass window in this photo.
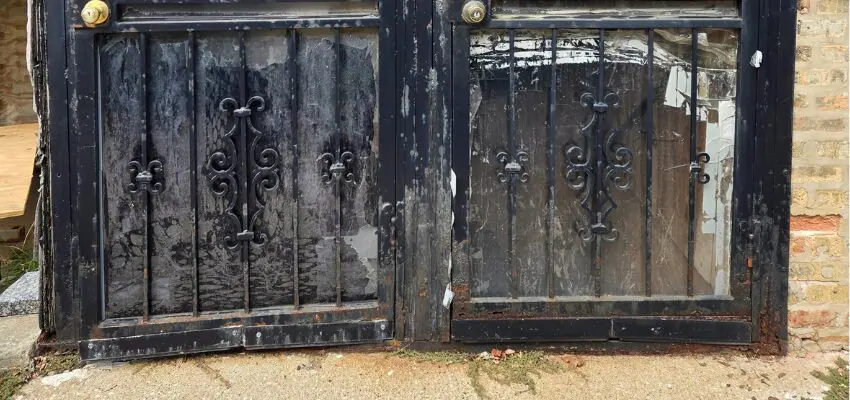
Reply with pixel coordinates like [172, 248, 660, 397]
[119, 2, 378, 20]
[467, 29, 738, 298]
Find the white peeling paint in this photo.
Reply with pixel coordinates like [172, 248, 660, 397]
[343, 225, 379, 295]
[444, 168, 457, 309]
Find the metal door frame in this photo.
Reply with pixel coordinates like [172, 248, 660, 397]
[51, 0, 401, 360]
[445, 0, 793, 348]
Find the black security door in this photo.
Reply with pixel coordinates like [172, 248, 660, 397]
[69, 0, 398, 360]
[450, 0, 761, 343]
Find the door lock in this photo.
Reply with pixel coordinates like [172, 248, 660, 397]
[461, 0, 487, 24]
[81, 0, 110, 27]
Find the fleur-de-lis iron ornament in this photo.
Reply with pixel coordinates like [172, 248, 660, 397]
[128, 159, 164, 193]
[207, 96, 280, 253]
[495, 150, 530, 183]
[318, 151, 357, 185]
[564, 91, 634, 242]
[690, 152, 711, 184]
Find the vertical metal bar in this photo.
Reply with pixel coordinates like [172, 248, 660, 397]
[546, 29, 557, 299]
[644, 29, 654, 298]
[687, 29, 698, 297]
[188, 32, 200, 316]
[238, 32, 251, 311]
[139, 33, 151, 320]
[289, 29, 300, 309]
[592, 29, 605, 297]
[334, 28, 343, 307]
[507, 29, 518, 299]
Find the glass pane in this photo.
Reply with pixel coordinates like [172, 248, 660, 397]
[466, 28, 739, 298]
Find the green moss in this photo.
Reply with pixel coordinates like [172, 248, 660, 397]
[0, 246, 38, 293]
[390, 349, 471, 364]
[34, 353, 79, 376]
[467, 351, 563, 399]
[811, 358, 849, 400]
[0, 369, 27, 400]
[390, 349, 564, 399]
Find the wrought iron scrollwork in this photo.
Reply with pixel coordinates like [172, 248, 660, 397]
[207, 95, 280, 252]
[496, 150, 530, 183]
[128, 159, 164, 193]
[565, 91, 634, 242]
[689, 152, 711, 184]
[318, 151, 357, 185]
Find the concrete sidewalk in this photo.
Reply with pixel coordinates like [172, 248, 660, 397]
[16, 349, 848, 400]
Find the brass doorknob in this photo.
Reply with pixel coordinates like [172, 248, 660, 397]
[461, 0, 487, 24]
[81, 0, 110, 27]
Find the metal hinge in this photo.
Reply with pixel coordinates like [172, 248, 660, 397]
[382, 201, 404, 256]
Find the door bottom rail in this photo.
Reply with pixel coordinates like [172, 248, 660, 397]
[451, 318, 752, 344]
[80, 320, 391, 361]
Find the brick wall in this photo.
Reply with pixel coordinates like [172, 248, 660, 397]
[0, 0, 37, 126]
[790, 0, 849, 352]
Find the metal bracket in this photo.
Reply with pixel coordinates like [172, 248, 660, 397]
[128, 159, 164, 194]
[689, 152, 711, 184]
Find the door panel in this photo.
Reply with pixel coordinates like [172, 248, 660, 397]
[76, 0, 396, 360]
[451, 1, 755, 342]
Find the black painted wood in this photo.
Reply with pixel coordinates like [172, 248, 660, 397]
[45, 0, 792, 357]
[101, 35, 146, 318]
[148, 34, 195, 315]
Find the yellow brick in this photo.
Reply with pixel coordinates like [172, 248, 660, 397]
[805, 235, 848, 258]
[790, 261, 848, 282]
[792, 141, 807, 158]
[797, 19, 847, 41]
[816, 96, 850, 111]
[794, 94, 809, 109]
[806, 284, 849, 304]
[791, 166, 844, 184]
[821, 45, 849, 62]
[791, 188, 809, 208]
[796, 69, 847, 85]
[796, 45, 813, 61]
[813, 190, 849, 209]
[818, 119, 847, 131]
[816, 141, 850, 158]
[818, 0, 850, 14]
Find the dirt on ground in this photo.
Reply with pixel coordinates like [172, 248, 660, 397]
[14, 349, 849, 400]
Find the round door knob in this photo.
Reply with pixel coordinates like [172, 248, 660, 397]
[461, 0, 487, 24]
[81, 0, 110, 27]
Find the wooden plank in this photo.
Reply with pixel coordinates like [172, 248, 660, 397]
[338, 31, 380, 302]
[245, 30, 296, 309]
[195, 32, 244, 311]
[101, 35, 146, 318]
[0, 123, 39, 219]
[148, 34, 195, 315]
[295, 30, 340, 305]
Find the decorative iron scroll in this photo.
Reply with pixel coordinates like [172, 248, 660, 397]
[207, 96, 280, 252]
[565, 91, 634, 242]
[128, 159, 164, 193]
[496, 150, 530, 183]
[690, 152, 711, 184]
[318, 151, 357, 185]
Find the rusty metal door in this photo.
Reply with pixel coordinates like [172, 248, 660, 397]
[69, 0, 398, 360]
[450, 0, 762, 343]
